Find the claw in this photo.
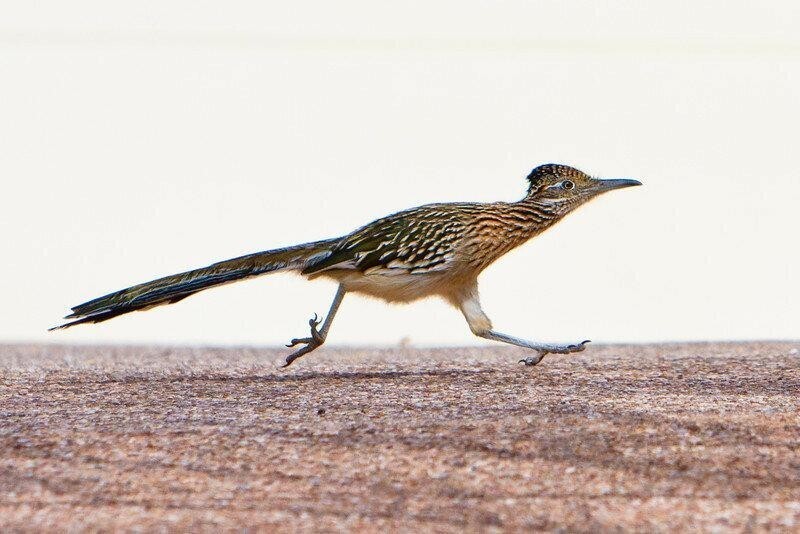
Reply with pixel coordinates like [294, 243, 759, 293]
[519, 353, 545, 367]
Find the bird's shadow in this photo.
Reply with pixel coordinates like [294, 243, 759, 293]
[86, 366, 499, 386]
[213, 367, 498, 384]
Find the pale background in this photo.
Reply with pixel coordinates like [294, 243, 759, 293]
[1, 1, 797, 347]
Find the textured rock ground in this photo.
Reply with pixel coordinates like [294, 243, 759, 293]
[1, 342, 799, 532]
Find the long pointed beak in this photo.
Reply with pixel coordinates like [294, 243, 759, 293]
[593, 178, 642, 192]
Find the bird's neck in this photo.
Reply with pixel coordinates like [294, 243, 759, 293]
[462, 200, 563, 272]
[511, 198, 564, 235]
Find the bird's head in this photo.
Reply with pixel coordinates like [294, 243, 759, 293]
[524, 163, 641, 214]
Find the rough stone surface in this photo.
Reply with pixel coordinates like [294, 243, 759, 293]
[1, 342, 799, 532]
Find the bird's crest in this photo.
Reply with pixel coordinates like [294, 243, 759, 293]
[526, 163, 586, 193]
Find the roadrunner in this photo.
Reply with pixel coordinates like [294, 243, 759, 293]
[52, 164, 641, 367]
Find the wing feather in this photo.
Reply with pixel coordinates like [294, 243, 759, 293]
[302, 204, 465, 276]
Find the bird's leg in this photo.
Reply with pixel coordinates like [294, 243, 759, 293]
[282, 285, 346, 368]
[478, 331, 590, 366]
[458, 287, 589, 367]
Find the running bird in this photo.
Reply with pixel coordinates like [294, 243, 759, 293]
[51, 164, 641, 367]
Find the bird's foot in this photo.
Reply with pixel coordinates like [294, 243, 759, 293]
[282, 314, 325, 368]
[518, 339, 590, 366]
[286, 314, 324, 347]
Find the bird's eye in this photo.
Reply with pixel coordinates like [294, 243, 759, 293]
[562, 180, 575, 190]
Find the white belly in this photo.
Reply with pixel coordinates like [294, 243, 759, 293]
[312, 269, 452, 304]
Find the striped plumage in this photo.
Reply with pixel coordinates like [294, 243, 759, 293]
[52, 164, 641, 367]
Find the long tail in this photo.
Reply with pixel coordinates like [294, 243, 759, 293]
[50, 239, 339, 330]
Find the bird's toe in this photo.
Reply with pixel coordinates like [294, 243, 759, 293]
[519, 354, 545, 366]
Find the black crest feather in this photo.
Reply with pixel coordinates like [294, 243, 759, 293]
[526, 163, 582, 192]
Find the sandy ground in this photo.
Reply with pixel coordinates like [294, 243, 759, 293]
[1, 341, 799, 532]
